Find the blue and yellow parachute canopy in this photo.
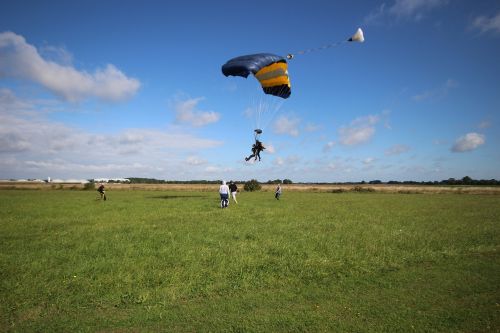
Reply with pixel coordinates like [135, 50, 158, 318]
[221, 53, 291, 99]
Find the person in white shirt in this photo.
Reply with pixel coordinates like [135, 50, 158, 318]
[275, 183, 282, 200]
[219, 180, 230, 208]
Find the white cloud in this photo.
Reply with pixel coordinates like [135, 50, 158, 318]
[0, 31, 140, 102]
[0, 88, 33, 114]
[389, 0, 448, 18]
[118, 132, 144, 145]
[339, 126, 375, 146]
[339, 115, 379, 146]
[174, 97, 220, 127]
[364, 4, 387, 25]
[385, 144, 411, 156]
[264, 144, 276, 154]
[40, 44, 73, 66]
[0, 132, 31, 153]
[451, 132, 485, 152]
[0, 91, 224, 179]
[273, 115, 300, 137]
[472, 12, 500, 35]
[364, 0, 448, 24]
[363, 157, 376, 165]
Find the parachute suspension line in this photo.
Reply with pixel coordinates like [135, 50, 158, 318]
[258, 85, 285, 134]
[286, 28, 364, 60]
[287, 40, 347, 59]
[251, 90, 283, 135]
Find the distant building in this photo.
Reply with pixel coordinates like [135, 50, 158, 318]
[48, 179, 89, 184]
[93, 178, 130, 183]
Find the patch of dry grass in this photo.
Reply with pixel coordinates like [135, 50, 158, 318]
[1, 182, 499, 194]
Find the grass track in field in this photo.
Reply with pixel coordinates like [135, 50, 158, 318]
[1, 190, 499, 332]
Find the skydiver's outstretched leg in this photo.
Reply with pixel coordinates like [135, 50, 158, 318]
[245, 153, 256, 161]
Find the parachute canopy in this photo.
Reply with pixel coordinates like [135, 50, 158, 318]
[221, 53, 291, 99]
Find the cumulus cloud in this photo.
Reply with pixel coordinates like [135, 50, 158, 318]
[0, 88, 33, 114]
[339, 115, 379, 146]
[118, 132, 144, 145]
[0, 91, 224, 179]
[385, 144, 411, 156]
[174, 97, 220, 127]
[451, 132, 485, 152]
[471, 11, 500, 35]
[0, 31, 140, 102]
[273, 115, 300, 136]
[0, 132, 31, 153]
[365, 0, 448, 24]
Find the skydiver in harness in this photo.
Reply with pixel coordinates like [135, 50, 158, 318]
[245, 129, 266, 162]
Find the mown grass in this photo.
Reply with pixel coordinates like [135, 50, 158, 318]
[1, 190, 499, 332]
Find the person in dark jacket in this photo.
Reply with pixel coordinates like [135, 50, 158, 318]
[97, 183, 107, 201]
[228, 181, 238, 204]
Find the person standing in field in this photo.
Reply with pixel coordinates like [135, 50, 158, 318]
[228, 181, 238, 204]
[97, 183, 107, 201]
[219, 180, 230, 208]
[275, 183, 282, 200]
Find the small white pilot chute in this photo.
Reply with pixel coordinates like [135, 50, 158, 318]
[348, 28, 364, 43]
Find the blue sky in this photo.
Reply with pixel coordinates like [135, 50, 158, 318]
[1, 0, 499, 182]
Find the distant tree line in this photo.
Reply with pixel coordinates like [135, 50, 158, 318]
[309, 176, 500, 186]
[108, 176, 498, 186]
[126, 178, 225, 184]
[265, 179, 293, 184]
[384, 176, 499, 185]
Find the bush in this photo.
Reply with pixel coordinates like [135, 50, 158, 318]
[351, 186, 375, 193]
[244, 179, 261, 192]
[83, 182, 95, 191]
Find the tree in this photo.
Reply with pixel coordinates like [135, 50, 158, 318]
[283, 179, 293, 184]
[244, 179, 261, 191]
[462, 176, 472, 185]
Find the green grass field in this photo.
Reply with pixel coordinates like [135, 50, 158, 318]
[1, 189, 499, 332]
